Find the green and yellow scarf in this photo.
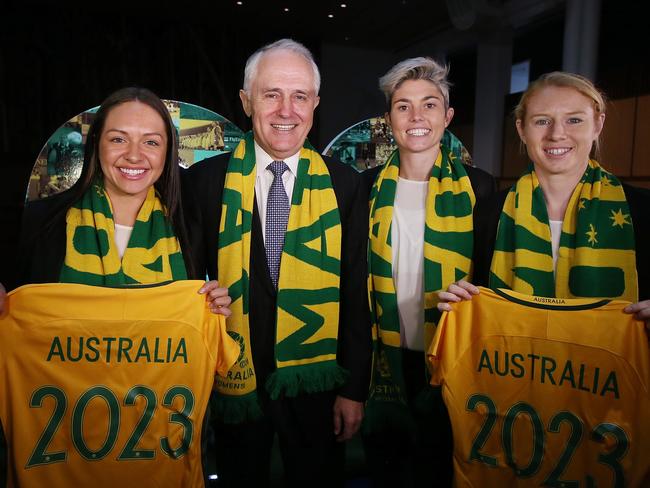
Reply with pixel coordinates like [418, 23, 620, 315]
[61, 181, 186, 285]
[214, 131, 347, 423]
[491, 159, 637, 301]
[365, 139, 475, 434]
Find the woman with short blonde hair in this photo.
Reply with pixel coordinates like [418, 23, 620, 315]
[364, 57, 496, 487]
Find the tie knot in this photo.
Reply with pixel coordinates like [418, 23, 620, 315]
[268, 160, 289, 178]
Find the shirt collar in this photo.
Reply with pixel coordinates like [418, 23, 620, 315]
[254, 141, 300, 178]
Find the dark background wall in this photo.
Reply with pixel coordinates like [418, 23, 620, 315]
[1, 0, 649, 284]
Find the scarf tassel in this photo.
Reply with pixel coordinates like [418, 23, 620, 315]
[265, 362, 349, 399]
[214, 391, 264, 424]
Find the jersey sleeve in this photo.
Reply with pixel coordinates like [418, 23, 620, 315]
[213, 316, 240, 377]
[427, 311, 450, 386]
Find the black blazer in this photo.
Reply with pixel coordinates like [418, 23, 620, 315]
[182, 153, 372, 402]
[7, 188, 194, 291]
[472, 183, 650, 300]
[8, 192, 69, 290]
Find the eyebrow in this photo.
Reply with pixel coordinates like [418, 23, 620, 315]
[263, 87, 313, 95]
[530, 109, 589, 116]
[105, 128, 164, 137]
[392, 95, 441, 104]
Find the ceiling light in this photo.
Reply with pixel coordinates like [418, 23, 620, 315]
[328, 13, 334, 18]
[340, 3, 347, 7]
[284, 7, 289, 11]
[236, 1, 243, 4]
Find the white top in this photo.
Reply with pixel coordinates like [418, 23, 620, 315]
[549, 219, 563, 273]
[392, 177, 428, 351]
[254, 142, 300, 244]
[114, 223, 133, 259]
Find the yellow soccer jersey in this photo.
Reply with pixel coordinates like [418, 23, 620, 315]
[429, 287, 650, 488]
[0, 281, 239, 488]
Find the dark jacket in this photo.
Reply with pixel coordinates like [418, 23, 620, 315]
[182, 153, 372, 402]
[9, 187, 193, 290]
[10, 190, 72, 290]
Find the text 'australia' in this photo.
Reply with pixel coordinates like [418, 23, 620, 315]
[477, 349, 619, 399]
[46, 336, 188, 364]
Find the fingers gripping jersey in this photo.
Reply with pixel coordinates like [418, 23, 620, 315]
[429, 287, 650, 488]
[0, 281, 239, 488]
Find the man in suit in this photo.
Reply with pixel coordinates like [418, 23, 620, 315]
[183, 39, 371, 487]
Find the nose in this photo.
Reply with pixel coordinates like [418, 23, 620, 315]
[410, 106, 424, 121]
[278, 96, 292, 117]
[124, 143, 142, 163]
[548, 120, 567, 140]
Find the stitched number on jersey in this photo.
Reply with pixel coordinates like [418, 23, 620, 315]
[160, 386, 195, 459]
[543, 411, 583, 487]
[466, 393, 629, 487]
[591, 424, 628, 488]
[503, 402, 544, 477]
[26, 386, 67, 467]
[72, 386, 120, 460]
[118, 386, 157, 460]
[26, 384, 194, 467]
[467, 394, 498, 466]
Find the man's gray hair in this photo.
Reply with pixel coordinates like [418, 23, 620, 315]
[379, 57, 451, 109]
[243, 38, 321, 94]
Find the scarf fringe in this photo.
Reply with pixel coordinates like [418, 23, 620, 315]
[214, 391, 264, 424]
[265, 362, 349, 400]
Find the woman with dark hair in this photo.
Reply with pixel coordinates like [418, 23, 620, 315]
[1, 87, 230, 312]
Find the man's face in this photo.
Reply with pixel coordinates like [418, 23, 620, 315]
[239, 50, 320, 160]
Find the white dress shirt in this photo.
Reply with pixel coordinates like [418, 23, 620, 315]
[392, 177, 428, 351]
[254, 142, 301, 244]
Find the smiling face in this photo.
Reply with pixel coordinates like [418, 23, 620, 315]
[516, 85, 605, 180]
[386, 79, 454, 159]
[99, 100, 167, 203]
[239, 49, 320, 160]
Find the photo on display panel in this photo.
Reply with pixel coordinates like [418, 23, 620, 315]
[27, 101, 244, 202]
[323, 116, 473, 172]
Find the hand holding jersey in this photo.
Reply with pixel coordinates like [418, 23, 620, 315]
[429, 287, 650, 487]
[624, 299, 650, 330]
[434, 72, 650, 486]
[0, 281, 239, 487]
[198, 280, 232, 316]
[437, 279, 479, 312]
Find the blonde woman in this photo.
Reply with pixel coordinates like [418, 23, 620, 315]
[439, 72, 649, 324]
[364, 57, 495, 487]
